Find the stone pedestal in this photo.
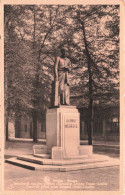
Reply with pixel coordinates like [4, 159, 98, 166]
[46, 105, 92, 159]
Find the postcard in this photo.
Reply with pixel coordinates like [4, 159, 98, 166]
[0, 0, 124, 195]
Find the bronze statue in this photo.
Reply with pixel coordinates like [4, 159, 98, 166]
[54, 48, 71, 106]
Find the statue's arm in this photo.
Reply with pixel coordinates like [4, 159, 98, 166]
[68, 60, 71, 72]
[54, 57, 59, 80]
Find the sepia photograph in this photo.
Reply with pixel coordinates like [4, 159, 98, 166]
[0, 0, 124, 194]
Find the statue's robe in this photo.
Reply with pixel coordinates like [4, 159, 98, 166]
[54, 56, 71, 106]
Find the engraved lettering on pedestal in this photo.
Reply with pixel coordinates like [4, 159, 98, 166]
[65, 119, 78, 128]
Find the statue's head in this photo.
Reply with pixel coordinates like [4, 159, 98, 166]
[60, 47, 67, 57]
[61, 48, 65, 54]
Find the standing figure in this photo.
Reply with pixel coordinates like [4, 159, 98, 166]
[54, 48, 71, 106]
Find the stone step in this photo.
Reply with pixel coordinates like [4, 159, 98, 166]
[34, 154, 51, 159]
[5, 157, 119, 172]
[63, 154, 88, 159]
[53, 160, 120, 172]
[5, 158, 37, 170]
[17, 154, 110, 166]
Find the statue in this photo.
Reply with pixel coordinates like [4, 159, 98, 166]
[54, 48, 71, 106]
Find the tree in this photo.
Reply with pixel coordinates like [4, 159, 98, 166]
[67, 5, 119, 144]
[4, 5, 28, 140]
[24, 5, 62, 142]
[4, 5, 63, 141]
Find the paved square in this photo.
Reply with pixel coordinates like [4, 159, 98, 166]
[4, 163, 119, 191]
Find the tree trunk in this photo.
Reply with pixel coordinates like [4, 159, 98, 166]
[88, 99, 93, 145]
[87, 55, 93, 145]
[32, 7, 38, 143]
[80, 19, 93, 145]
[5, 118, 9, 141]
[32, 112, 37, 142]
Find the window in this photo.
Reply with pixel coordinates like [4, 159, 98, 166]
[30, 122, 32, 138]
[25, 124, 27, 132]
[30, 122, 32, 131]
[41, 124, 45, 132]
[113, 117, 118, 122]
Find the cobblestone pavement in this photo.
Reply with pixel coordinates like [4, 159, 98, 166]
[4, 163, 119, 191]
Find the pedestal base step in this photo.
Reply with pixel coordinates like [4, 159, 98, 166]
[34, 154, 51, 159]
[17, 154, 109, 165]
[6, 157, 36, 170]
[5, 154, 119, 172]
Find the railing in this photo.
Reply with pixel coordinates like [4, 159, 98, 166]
[80, 121, 119, 135]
